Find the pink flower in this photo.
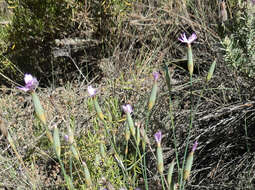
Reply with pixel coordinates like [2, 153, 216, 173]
[192, 140, 198, 152]
[178, 33, 197, 44]
[122, 104, 133, 114]
[17, 74, 38, 92]
[87, 85, 97, 97]
[154, 131, 162, 144]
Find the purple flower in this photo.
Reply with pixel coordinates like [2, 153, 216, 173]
[252, 0, 255, 5]
[17, 74, 38, 92]
[64, 135, 69, 143]
[87, 85, 96, 97]
[122, 104, 133, 114]
[192, 140, 198, 152]
[154, 131, 162, 144]
[153, 71, 160, 81]
[178, 33, 197, 44]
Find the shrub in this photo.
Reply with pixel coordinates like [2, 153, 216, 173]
[222, 1, 255, 78]
[3, 0, 136, 85]
[6, 0, 74, 81]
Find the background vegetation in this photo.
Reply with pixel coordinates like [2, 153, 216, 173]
[0, 0, 255, 189]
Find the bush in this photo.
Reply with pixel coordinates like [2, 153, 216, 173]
[3, 0, 136, 85]
[222, 1, 255, 78]
[6, 0, 74, 82]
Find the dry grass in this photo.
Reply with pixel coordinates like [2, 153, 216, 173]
[1, 0, 255, 189]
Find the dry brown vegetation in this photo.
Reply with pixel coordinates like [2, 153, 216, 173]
[1, 0, 255, 189]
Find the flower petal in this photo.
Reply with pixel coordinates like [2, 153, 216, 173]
[154, 131, 162, 144]
[87, 85, 97, 97]
[188, 33, 197, 43]
[24, 74, 34, 84]
[17, 86, 30, 92]
[178, 33, 197, 44]
[153, 71, 160, 81]
[178, 33, 188, 43]
[192, 140, 198, 152]
[122, 104, 133, 114]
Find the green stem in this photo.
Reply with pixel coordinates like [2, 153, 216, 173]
[163, 63, 180, 174]
[161, 174, 166, 190]
[101, 119, 130, 189]
[127, 132, 146, 189]
[180, 75, 193, 189]
[69, 156, 73, 181]
[179, 77, 207, 189]
[58, 155, 75, 190]
[142, 111, 152, 190]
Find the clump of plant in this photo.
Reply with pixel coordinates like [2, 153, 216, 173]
[12, 74, 124, 189]
[8, 31, 218, 189]
[222, 0, 255, 78]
